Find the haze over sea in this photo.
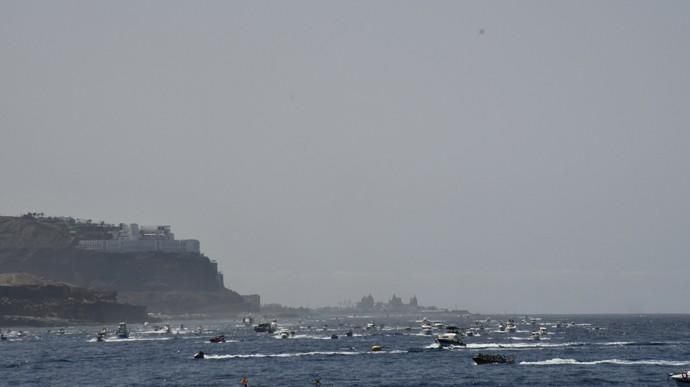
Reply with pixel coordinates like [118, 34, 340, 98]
[3, 313, 690, 386]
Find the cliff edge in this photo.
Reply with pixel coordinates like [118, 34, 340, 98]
[0, 215, 257, 315]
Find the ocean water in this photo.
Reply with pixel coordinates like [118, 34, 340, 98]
[2, 314, 690, 386]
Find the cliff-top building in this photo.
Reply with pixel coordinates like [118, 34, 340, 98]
[77, 223, 200, 254]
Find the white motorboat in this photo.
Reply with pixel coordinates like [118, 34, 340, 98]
[435, 332, 465, 347]
[274, 328, 290, 339]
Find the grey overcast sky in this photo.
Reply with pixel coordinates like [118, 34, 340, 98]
[1, 1, 689, 313]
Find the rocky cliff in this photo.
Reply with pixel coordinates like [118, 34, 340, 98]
[0, 216, 256, 315]
[0, 273, 149, 326]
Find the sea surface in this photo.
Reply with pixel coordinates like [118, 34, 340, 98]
[2, 314, 690, 386]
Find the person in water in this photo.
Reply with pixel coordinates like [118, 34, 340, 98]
[240, 376, 249, 386]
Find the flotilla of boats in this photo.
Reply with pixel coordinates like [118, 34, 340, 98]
[5, 315, 683, 384]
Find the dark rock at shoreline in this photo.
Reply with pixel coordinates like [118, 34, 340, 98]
[0, 273, 151, 327]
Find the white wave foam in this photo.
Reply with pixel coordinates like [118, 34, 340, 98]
[283, 334, 332, 340]
[205, 351, 361, 359]
[520, 358, 690, 366]
[204, 349, 406, 360]
[464, 342, 580, 349]
[87, 337, 173, 343]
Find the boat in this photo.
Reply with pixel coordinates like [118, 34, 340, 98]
[498, 323, 506, 332]
[435, 332, 465, 347]
[254, 322, 277, 333]
[506, 320, 517, 333]
[115, 322, 129, 339]
[242, 316, 254, 326]
[209, 335, 226, 343]
[365, 322, 377, 331]
[421, 326, 433, 335]
[670, 371, 690, 385]
[530, 331, 541, 340]
[274, 328, 290, 339]
[345, 329, 353, 337]
[371, 344, 382, 352]
[472, 353, 514, 365]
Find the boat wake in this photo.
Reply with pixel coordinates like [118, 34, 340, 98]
[204, 349, 408, 359]
[463, 342, 582, 350]
[520, 358, 690, 366]
[459, 340, 683, 350]
[87, 337, 174, 343]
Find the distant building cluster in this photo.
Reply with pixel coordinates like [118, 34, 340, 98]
[356, 294, 420, 312]
[77, 223, 200, 254]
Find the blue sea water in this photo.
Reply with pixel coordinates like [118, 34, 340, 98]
[2, 314, 690, 386]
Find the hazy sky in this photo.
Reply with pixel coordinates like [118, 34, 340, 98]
[2, 1, 689, 313]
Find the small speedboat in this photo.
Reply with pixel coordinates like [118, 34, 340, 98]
[115, 322, 129, 339]
[254, 322, 277, 333]
[670, 371, 690, 385]
[472, 353, 514, 365]
[345, 330, 353, 337]
[435, 333, 465, 347]
[371, 345, 382, 352]
[194, 351, 205, 359]
[209, 335, 226, 343]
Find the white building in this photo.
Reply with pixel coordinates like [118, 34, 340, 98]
[76, 223, 200, 254]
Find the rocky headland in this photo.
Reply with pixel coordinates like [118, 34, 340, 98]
[0, 215, 257, 319]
